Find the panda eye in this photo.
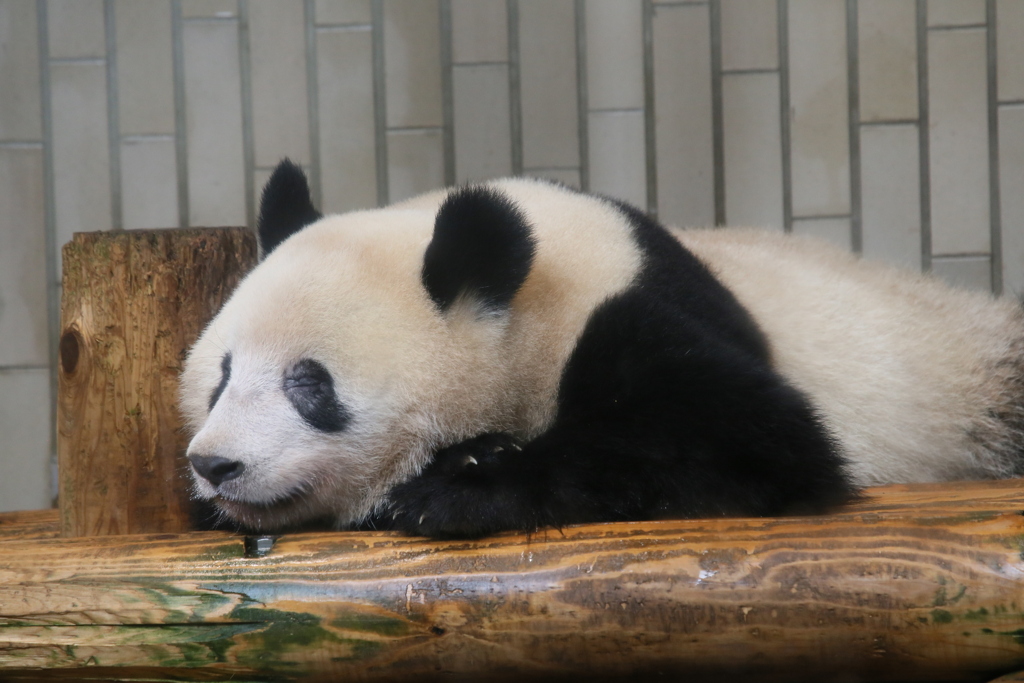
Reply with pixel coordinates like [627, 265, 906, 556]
[208, 353, 231, 411]
[283, 359, 350, 433]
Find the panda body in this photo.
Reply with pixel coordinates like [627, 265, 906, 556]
[180, 161, 1024, 537]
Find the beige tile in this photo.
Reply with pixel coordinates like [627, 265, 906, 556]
[48, 0, 105, 59]
[519, 0, 579, 171]
[525, 167, 580, 189]
[120, 138, 178, 229]
[183, 19, 246, 227]
[792, 216, 851, 250]
[999, 105, 1024, 296]
[0, 0, 41, 140]
[858, 0, 918, 123]
[0, 147, 47, 366]
[51, 62, 112, 268]
[722, 72, 783, 230]
[652, 2, 714, 228]
[860, 124, 922, 270]
[451, 0, 507, 64]
[384, 0, 443, 128]
[720, 0, 777, 71]
[0, 369, 53, 512]
[927, 0, 985, 27]
[182, 0, 236, 19]
[588, 110, 646, 209]
[115, 0, 175, 136]
[788, 0, 849, 217]
[317, 25, 378, 213]
[585, 0, 643, 110]
[453, 64, 512, 183]
[315, 0, 371, 25]
[928, 28, 989, 255]
[250, 0, 310, 167]
[253, 166, 273, 216]
[387, 128, 445, 203]
[997, 0, 1024, 102]
[930, 255, 992, 291]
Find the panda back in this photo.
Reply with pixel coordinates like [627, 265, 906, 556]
[677, 227, 1024, 485]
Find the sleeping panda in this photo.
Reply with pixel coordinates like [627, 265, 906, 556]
[179, 159, 1024, 538]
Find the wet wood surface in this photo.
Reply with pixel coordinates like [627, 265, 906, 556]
[57, 228, 256, 537]
[1, 478, 1023, 681]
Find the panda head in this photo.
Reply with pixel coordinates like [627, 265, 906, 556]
[179, 160, 535, 531]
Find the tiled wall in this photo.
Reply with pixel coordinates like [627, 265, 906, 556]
[0, 0, 1021, 511]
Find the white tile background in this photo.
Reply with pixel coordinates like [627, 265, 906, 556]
[0, 0, 1021, 511]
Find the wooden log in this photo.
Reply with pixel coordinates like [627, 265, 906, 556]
[58, 228, 257, 537]
[1, 479, 1023, 682]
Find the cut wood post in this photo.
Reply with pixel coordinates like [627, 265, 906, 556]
[57, 228, 256, 537]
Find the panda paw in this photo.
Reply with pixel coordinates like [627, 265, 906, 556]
[427, 432, 524, 474]
[384, 433, 534, 538]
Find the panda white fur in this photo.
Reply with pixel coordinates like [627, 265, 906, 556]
[179, 159, 1024, 538]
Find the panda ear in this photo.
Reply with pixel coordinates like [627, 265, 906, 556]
[257, 159, 322, 259]
[421, 186, 536, 314]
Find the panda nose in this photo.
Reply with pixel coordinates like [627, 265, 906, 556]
[189, 455, 245, 486]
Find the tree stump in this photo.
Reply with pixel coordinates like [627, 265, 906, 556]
[57, 228, 256, 537]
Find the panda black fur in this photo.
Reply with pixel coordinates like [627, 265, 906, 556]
[180, 159, 1024, 538]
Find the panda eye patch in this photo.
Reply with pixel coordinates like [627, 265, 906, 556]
[284, 359, 350, 433]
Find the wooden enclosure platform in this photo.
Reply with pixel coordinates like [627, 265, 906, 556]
[2, 478, 1024, 682]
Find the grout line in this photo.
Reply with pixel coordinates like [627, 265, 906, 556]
[182, 15, 237, 23]
[36, 0, 60, 507]
[846, 0, 862, 253]
[710, 0, 724, 224]
[642, 0, 657, 215]
[575, 0, 589, 192]
[588, 107, 645, 114]
[171, 0, 189, 227]
[926, 22, 987, 31]
[386, 126, 445, 134]
[452, 60, 513, 68]
[440, 0, 456, 185]
[305, 0, 323, 210]
[916, 0, 932, 272]
[721, 67, 779, 76]
[48, 57, 105, 65]
[104, 0, 122, 232]
[371, 0, 388, 205]
[508, 0, 524, 176]
[778, 0, 793, 233]
[121, 134, 176, 143]
[859, 118, 920, 127]
[315, 23, 373, 32]
[238, 0, 255, 229]
[0, 141, 45, 148]
[523, 165, 584, 172]
[986, 0, 1002, 295]
[792, 213, 853, 221]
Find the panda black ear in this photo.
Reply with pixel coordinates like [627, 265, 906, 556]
[422, 186, 536, 313]
[257, 159, 322, 259]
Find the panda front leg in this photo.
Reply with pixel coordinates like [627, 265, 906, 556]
[379, 298, 855, 539]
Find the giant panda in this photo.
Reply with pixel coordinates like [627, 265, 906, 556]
[179, 159, 1024, 538]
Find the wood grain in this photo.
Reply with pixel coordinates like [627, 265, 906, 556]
[2, 479, 1023, 681]
[57, 228, 256, 537]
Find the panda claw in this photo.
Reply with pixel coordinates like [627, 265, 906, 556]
[419, 514, 427, 525]
[464, 455, 479, 466]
